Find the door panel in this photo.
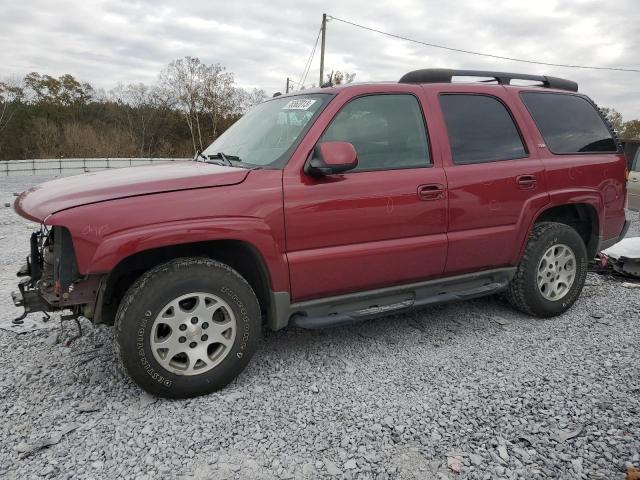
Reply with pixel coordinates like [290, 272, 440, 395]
[283, 90, 447, 302]
[284, 169, 447, 301]
[429, 87, 549, 275]
[445, 159, 548, 273]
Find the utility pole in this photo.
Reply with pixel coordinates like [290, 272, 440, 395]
[319, 13, 327, 87]
[286, 77, 290, 94]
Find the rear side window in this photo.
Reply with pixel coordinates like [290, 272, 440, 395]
[439, 94, 527, 165]
[320, 94, 430, 171]
[520, 92, 617, 154]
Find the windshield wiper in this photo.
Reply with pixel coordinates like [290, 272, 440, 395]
[199, 151, 259, 169]
[208, 152, 241, 167]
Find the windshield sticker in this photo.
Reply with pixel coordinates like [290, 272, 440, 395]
[282, 99, 317, 110]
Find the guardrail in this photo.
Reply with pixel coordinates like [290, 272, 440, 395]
[0, 157, 189, 176]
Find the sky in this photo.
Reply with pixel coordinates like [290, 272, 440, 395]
[1, 0, 639, 119]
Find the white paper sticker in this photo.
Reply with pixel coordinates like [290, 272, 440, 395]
[282, 99, 317, 110]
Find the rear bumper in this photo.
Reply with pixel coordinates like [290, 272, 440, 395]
[599, 218, 631, 252]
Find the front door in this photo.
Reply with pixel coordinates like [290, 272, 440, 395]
[283, 90, 447, 302]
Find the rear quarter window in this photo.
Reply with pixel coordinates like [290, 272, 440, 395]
[520, 92, 617, 154]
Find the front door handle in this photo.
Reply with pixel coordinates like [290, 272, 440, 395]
[418, 184, 445, 201]
[517, 174, 537, 190]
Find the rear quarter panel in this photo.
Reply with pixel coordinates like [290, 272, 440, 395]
[503, 87, 627, 258]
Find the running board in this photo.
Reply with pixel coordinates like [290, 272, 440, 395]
[288, 268, 515, 330]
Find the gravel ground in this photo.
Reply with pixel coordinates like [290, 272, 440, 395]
[0, 175, 639, 480]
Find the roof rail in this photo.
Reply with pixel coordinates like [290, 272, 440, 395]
[399, 68, 578, 92]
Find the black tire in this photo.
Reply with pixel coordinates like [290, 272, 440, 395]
[115, 257, 261, 398]
[507, 221, 588, 318]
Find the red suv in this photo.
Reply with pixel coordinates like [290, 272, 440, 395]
[12, 69, 630, 398]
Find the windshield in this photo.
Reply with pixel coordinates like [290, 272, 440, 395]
[202, 94, 331, 168]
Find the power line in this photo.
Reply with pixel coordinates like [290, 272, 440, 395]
[295, 25, 322, 89]
[301, 33, 320, 88]
[327, 14, 640, 74]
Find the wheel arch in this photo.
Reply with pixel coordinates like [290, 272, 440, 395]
[525, 202, 600, 259]
[96, 239, 274, 327]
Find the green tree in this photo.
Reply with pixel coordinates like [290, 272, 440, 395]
[621, 120, 640, 140]
[600, 107, 624, 134]
[24, 72, 93, 106]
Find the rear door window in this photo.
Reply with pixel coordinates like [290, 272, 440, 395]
[439, 94, 527, 165]
[520, 92, 617, 154]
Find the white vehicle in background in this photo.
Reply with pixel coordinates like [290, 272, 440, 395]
[629, 148, 640, 211]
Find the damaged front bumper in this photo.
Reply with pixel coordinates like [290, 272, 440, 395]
[11, 277, 52, 323]
[11, 231, 49, 323]
[10, 229, 104, 324]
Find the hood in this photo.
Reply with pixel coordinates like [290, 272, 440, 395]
[15, 161, 251, 222]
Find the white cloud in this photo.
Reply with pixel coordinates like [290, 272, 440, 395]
[1, 0, 639, 119]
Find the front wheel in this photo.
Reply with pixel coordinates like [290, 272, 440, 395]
[507, 222, 588, 317]
[115, 258, 261, 398]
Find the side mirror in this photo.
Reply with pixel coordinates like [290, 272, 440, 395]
[306, 141, 358, 176]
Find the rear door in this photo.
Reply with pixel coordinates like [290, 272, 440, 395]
[629, 149, 640, 211]
[424, 85, 549, 275]
[283, 86, 448, 302]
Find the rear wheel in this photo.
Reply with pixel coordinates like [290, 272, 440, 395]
[115, 257, 261, 398]
[507, 222, 587, 317]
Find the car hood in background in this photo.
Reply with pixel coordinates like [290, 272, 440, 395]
[14, 161, 250, 222]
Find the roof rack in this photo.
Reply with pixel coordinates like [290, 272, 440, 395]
[398, 68, 578, 92]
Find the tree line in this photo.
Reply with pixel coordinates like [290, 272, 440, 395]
[0, 57, 266, 160]
[0, 59, 637, 161]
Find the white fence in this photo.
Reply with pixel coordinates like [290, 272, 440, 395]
[0, 158, 189, 176]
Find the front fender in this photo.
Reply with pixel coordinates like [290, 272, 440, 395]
[45, 171, 288, 292]
[84, 218, 288, 291]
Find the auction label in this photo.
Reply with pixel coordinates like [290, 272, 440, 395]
[282, 99, 316, 110]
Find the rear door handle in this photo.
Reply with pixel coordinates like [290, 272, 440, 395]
[418, 184, 445, 201]
[517, 174, 537, 190]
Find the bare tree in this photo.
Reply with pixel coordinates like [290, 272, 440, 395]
[159, 57, 209, 153]
[327, 71, 356, 86]
[601, 107, 624, 135]
[240, 88, 268, 110]
[159, 57, 263, 154]
[0, 77, 23, 134]
[201, 65, 236, 139]
[110, 83, 168, 156]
